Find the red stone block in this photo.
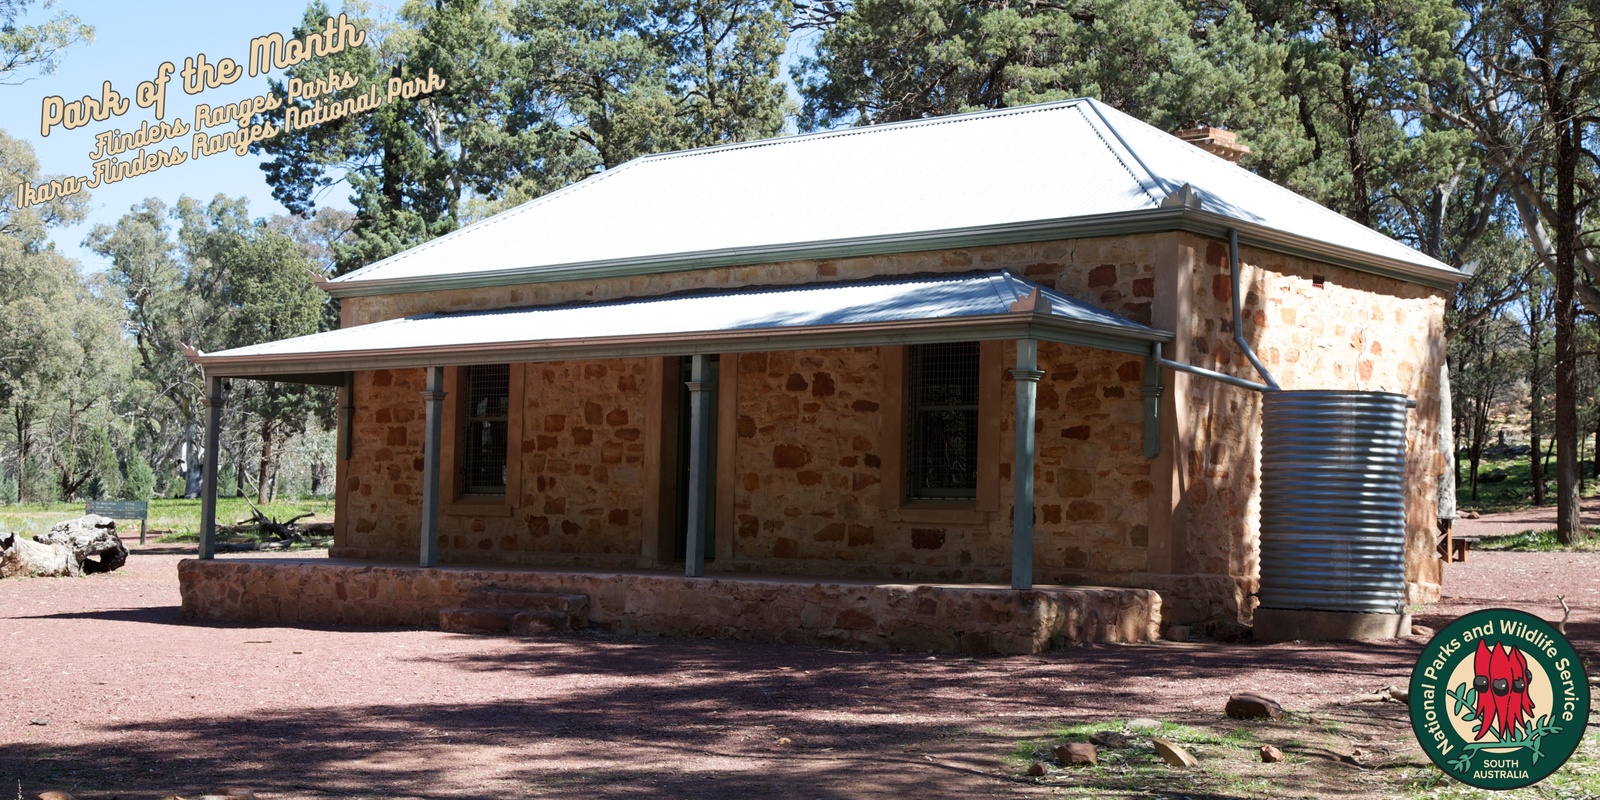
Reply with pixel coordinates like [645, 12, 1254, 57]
[811, 372, 835, 397]
[773, 444, 810, 469]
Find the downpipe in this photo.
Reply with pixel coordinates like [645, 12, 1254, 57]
[1160, 227, 1279, 392]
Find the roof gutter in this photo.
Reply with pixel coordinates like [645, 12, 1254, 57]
[321, 208, 1466, 299]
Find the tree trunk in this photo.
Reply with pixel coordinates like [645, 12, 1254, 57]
[1531, 427, 1544, 505]
[0, 515, 127, 578]
[257, 419, 273, 506]
[1553, 90, 1586, 543]
[14, 407, 27, 506]
[183, 421, 203, 499]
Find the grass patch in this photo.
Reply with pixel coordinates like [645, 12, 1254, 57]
[1010, 718, 1283, 798]
[1476, 528, 1600, 553]
[1457, 455, 1600, 514]
[0, 497, 333, 541]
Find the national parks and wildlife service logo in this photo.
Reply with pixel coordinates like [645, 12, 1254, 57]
[1410, 608, 1591, 789]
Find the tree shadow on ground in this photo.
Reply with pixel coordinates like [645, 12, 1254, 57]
[3, 628, 1429, 800]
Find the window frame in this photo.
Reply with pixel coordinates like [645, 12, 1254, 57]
[880, 341, 1001, 522]
[440, 363, 524, 517]
[906, 342, 982, 501]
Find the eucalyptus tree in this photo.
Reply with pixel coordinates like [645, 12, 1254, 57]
[0, 0, 92, 83]
[1401, 0, 1600, 542]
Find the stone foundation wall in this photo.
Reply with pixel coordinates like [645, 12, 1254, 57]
[179, 558, 1162, 654]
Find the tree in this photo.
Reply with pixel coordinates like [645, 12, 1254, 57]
[221, 228, 330, 503]
[0, 0, 92, 83]
[256, 0, 524, 274]
[1407, 0, 1600, 543]
[41, 275, 128, 500]
[89, 197, 234, 497]
[0, 129, 94, 503]
[257, 0, 793, 272]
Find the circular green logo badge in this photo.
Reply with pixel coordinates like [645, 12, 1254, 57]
[1410, 608, 1591, 789]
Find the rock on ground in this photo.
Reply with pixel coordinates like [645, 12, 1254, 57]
[1151, 738, 1198, 767]
[1225, 693, 1284, 720]
[37, 515, 127, 574]
[1089, 731, 1135, 749]
[1053, 743, 1097, 766]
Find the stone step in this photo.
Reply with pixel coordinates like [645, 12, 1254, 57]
[511, 609, 572, 635]
[465, 588, 590, 625]
[439, 607, 517, 634]
[439, 607, 581, 635]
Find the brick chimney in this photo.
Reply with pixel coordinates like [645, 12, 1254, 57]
[1174, 127, 1250, 163]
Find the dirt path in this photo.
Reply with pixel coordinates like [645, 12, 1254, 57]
[1451, 496, 1600, 540]
[1, 542, 1594, 799]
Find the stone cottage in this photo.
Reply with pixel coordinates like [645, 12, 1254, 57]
[181, 98, 1464, 651]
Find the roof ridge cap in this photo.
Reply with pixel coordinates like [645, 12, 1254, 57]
[639, 99, 1092, 163]
[1076, 99, 1167, 207]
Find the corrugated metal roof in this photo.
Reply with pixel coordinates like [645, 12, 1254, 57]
[195, 271, 1169, 376]
[326, 98, 1458, 294]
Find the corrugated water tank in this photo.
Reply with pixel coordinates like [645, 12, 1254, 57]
[1258, 391, 1409, 614]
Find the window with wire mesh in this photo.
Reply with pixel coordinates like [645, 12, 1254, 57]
[908, 342, 980, 500]
[462, 364, 510, 494]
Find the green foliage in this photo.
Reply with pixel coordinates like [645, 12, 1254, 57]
[121, 451, 155, 502]
[0, 0, 93, 83]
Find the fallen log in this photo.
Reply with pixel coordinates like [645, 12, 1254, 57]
[0, 532, 77, 577]
[0, 514, 128, 578]
[241, 503, 315, 541]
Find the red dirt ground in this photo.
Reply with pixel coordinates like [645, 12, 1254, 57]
[0, 525, 1594, 799]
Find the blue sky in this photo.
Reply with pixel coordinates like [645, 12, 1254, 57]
[3, 1, 374, 268]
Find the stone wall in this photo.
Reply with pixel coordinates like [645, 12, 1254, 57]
[1165, 234, 1449, 615]
[340, 237, 1159, 328]
[179, 558, 1162, 653]
[722, 342, 1152, 585]
[335, 359, 653, 566]
[331, 231, 1452, 625]
[339, 367, 426, 557]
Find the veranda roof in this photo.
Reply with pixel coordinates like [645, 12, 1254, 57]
[188, 271, 1171, 383]
[323, 98, 1463, 298]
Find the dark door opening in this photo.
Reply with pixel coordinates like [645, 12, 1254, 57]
[674, 355, 718, 560]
